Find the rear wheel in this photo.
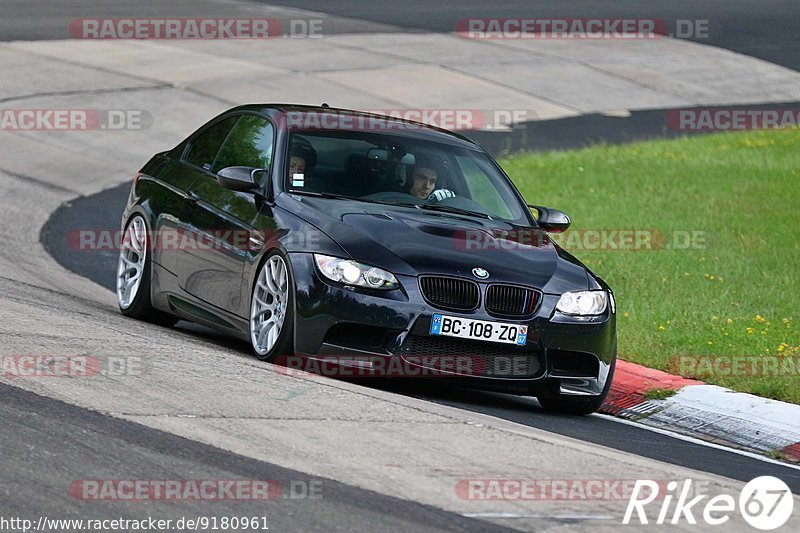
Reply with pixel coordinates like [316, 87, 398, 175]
[250, 251, 294, 361]
[116, 214, 177, 326]
[537, 355, 616, 415]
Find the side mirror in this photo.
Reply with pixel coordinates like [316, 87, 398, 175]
[217, 166, 264, 193]
[528, 204, 571, 233]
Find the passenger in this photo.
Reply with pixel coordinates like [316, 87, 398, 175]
[288, 139, 317, 181]
[288, 154, 306, 179]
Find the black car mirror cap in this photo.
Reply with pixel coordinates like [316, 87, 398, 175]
[527, 204, 571, 233]
[217, 166, 265, 193]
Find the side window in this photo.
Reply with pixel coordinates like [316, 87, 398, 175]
[211, 115, 275, 174]
[185, 116, 238, 170]
[455, 155, 514, 219]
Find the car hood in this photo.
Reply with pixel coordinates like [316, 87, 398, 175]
[278, 195, 590, 293]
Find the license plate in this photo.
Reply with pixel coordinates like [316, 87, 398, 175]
[429, 314, 527, 346]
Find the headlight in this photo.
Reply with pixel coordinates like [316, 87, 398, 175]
[556, 290, 608, 316]
[314, 254, 399, 290]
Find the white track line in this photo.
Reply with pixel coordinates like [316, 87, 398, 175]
[595, 414, 800, 472]
[462, 512, 615, 520]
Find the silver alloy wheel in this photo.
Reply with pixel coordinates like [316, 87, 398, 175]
[116, 215, 147, 309]
[250, 255, 289, 356]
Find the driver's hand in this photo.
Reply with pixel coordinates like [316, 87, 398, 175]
[427, 189, 456, 202]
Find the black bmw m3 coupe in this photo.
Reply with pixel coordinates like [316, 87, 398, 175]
[116, 104, 616, 414]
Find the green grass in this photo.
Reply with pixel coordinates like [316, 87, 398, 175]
[643, 388, 678, 401]
[500, 129, 800, 403]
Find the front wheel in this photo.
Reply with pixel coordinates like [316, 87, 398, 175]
[116, 214, 177, 326]
[250, 251, 294, 361]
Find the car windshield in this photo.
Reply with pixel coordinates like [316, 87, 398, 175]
[285, 129, 528, 223]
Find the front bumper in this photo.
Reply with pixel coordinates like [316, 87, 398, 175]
[288, 253, 616, 396]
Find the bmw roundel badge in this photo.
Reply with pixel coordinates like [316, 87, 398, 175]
[472, 267, 489, 279]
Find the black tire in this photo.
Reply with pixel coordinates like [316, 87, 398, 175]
[249, 250, 295, 362]
[117, 215, 178, 327]
[537, 354, 616, 415]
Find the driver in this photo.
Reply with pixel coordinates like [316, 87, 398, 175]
[407, 164, 456, 202]
[408, 166, 438, 199]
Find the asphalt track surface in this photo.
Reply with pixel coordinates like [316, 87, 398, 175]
[3, 1, 798, 155]
[2, 0, 799, 73]
[0, 381, 513, 532]
[42, 183, 800, 495]
[257, 0, 800, 72]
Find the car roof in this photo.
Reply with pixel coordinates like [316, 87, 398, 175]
[227, 103, 483, 150]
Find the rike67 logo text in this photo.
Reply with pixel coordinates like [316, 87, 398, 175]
[624, 477, 793, 530]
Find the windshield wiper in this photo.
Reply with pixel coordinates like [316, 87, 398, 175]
[367, 198, 493, 219]
[417, 203, 492, 219]
[288, 191, 492, 219]
[287, 190, 385, 205]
